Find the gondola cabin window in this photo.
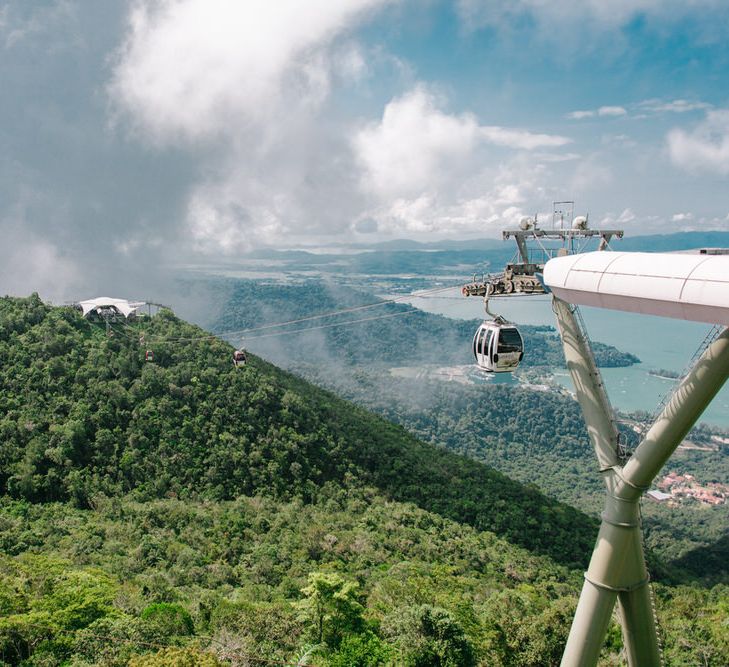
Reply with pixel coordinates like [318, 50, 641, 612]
[498, 328, 523, 354]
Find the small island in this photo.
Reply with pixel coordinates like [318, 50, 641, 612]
[648, 368, 682, 380]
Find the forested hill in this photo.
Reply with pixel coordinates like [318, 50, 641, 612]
[0, 294, 595, 567]
[2, 295, 727, 666]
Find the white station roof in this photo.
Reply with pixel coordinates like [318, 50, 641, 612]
[543, 251, 729, 325]
[78, 297, 145, 319]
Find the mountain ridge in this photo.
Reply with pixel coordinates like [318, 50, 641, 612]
[0, 294, 595, 567]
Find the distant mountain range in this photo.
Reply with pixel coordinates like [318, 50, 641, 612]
[209, 231, 729, 280]
[254, 230, 729, 255]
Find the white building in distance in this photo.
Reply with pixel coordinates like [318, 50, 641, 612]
[76, 297, 146, 319]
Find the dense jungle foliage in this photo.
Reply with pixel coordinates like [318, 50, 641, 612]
[298, 368, 729, 587]
[0, 295, 726, 665]
[0, 295, 594, 563]
[2, 492, 727, 666]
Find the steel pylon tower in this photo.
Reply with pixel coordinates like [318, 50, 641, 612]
[552, 296, 729, 666]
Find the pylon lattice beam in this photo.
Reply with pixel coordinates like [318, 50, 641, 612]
[552, 296, 729, 667]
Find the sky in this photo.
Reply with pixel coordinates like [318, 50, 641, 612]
[2, 0, 729, 300]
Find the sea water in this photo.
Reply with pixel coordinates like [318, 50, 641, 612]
[395, 289, 729, 428]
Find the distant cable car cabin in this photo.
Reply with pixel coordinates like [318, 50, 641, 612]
[233, 350, 247, 367]
[472, 318, 524, 373]
[145, 350, 154, 362]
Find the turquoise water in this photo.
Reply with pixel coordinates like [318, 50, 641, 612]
[397, 289, 729, 428]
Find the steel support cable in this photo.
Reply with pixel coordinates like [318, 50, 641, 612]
[123, 284, 457, 345]
[99, 305, 423, 348]
[100, 282, 551, 352]
[101, 286, 456, 344]
[233, 306, 421, 341]
[631, 324, 723, 443]
[103, 288, 551, 350]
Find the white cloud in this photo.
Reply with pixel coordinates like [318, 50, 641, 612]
[187, 185, 284, 253]
[567, 106, 627, 120]
[597, 208, 637, 228]
[598, 106, 626, 117]
[570, 101, 709, 123]
[640, 99, 711, 114]
[107, 1, 598, 248]
[617, 208, 636, 224]
[0, 6, 8, 32]
[533, 152, 581, 163]
[360, 192, 529, 237]
[601, 134, 637, 149]
[667, 109, 729, 174]
[347, 86, 578, 237]
[671, 212, 694, 222]
[332, 43, 371, 84]
[480, 126, 570, 150]
[570, 156, 614, 193]
[351, 147, 573, 239]
[0, 211, 82, 302]
[109, 0, 392, 144]
[567, 110, 595, 120]
[108, 0, 396, 253]
[354, 86, 570, 199]
[353, 87, 482, 198]
[0, 1, 79, 51]
[181, 118, 371, 250]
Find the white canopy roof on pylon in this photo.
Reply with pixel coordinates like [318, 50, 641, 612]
[77, 297, 145, 318]
[544, 251, 729, 325]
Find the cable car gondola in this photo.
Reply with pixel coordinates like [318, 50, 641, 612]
[145, 350, 154, 362]
[472, 318, 524, 373]
[233, 349, 247, 367]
